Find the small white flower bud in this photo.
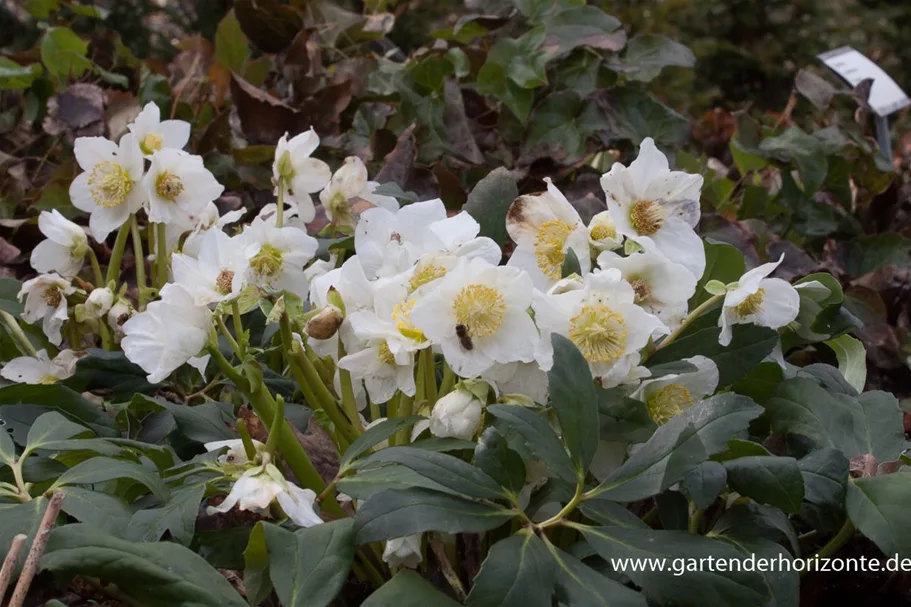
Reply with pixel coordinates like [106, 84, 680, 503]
[429, 386, 484, 440]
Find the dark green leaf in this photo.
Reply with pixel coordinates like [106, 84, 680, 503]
[795, 69, 837, 110]
[41, 524, 247, 606]
[682, 461, 727, 510]
[0, 59, 42, 90]
[474, 426, 526, 494]
[40, 27, 91, 78]
[243, 523, 272, 605]
[127, 484, 205, 545]
[543, 5, 624, 55]
[600, 87, 690, 147]
[130, 394, 235, 444]
[597, 387, 657, 443]
[362, 570, 461, 607]
[67, 349, 159, 399]
[548, 544, 647, 607]
[759, 127, 827, 195]
[488, 404, 577, 483]
[578, 498, 649, 529]
[691, 241, 746, 308]
[53, 456, 169, 502]
[466, 530, 555, 607]
[838, 233, 910, 277]
[847, 471, 911, 558]
[261, 519, 356, 607]
[610, 34, 695, 82]
[341, 416, 424, 470]
[58, 486, 131, 537]
[713, 502, 799, 555]
[355, 488, 515, 543]
[215, 10, 249, 72]
[799, 448, 848, 509]
[234, 0, 301, 54]
[0, 384, 117, 437]
[591, 394, 762, 501]
[765, 379, 903, 463]
[647, 324, 779, 387]
[578, 525, 770, 606]
[24, 411, 91, 455]
[363, 447, 506, 500]
[0, 498, 47, 578]
[561, 246, 583, 277]
[476, 61, 535, 124]
[463, 167, 518, 247]
[723, 456, 805, 513]
[548, 335, 599, 477]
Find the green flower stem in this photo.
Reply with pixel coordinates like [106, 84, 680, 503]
[207, 344, 343, 516]
[86, 246, 104, 288]
[129, 216, 148, 311]
[802, 519, 855, 576]
[264, 394, 285, 456]
[538, 481, 584, 529]
[439, 361, 456, 397]
[215, 314, 243, 359]
[104, 220, 132, 287]
[10, 461, 29, 502]
[276, 182, 285, 228]
[279, 313, 357, 444]
[304, 341, 335, 389]
[422, 348, 438, 408]
[651, 292, 725, 356]
[235, 419, 258, 461]
[97, 317, 113, 351]
[369, 401, 381, 423]
[147, 219, 157, 287]
[393, 394, 415, 446]
[337, 342, 364, 433]
[386, 392, 401, 445]
[155, 223, 168, 290]
[0, 311, 38, 357]
[231, 300, 246, 356]
[687, 503, 703, 534]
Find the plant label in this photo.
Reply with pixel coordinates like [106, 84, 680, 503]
[818, 46, 910, 116]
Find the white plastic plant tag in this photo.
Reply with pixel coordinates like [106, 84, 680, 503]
[818, 46, 910, 116]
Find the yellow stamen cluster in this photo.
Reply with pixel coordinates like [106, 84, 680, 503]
[250, 244, 283, 277]
[392, 299, 426, 342]
[629, 199, 664, 236]
[378, 341, 396, 365]
[141, 133, 164, 155]
[590, 221, 616, 242]
[409, 264, 447, 293]
[155, 172, 184, 202]
[534, 220, 573, 279]
[647, 384, 695, 424]
[568, 304, 628, 363]
[88, 161, 132, 208]
[735, 288, 765, 317]
[452, 284, 506, 339]
[215, 269, 235, 295]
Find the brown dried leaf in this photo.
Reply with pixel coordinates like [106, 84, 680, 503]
[230, 72, 300, 144]
[375, 124, 416, 187]
[235, 0, 302, 54]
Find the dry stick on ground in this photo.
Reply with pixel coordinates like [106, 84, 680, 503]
[8, 492, 65, 607]
[0, 534, 28, 601]
[429, 535, 467, 601]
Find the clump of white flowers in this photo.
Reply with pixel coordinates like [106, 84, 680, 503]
[2, 105, 810, 524]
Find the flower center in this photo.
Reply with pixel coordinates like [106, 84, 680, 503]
[569, 304, 628, 363]
[141, 132, 164, 155]
[629, 278, 650, 304]
[215, 269, 235, 295]
[647, 384, 695, 424]
[390, 232, 402, 243]
[590, 221, 616, 242]
[155, 171, 184, 202]
[452, 284, 506, 339]
[43, 286, 62, 308]
[735, 288, 765, 317]
[409, 264, 447, 293]
[250, 244, 283, 277]
[534, 220, 573, 280]
[88, 161, 132, 209]
[392, 299, 426, 342]
[629, 200, 664, 236]
[378, 341, 396, 365]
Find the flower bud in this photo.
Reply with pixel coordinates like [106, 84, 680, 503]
[85, 287, 114, 319]
[304, 304, 343, 340]
[382, 534, 423, 569]
[107, 298, 134, 337]
[429, 386, 484, 440]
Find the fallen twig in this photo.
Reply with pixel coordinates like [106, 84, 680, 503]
[8, 492, 65, 607]
[0, 534, 27, 602]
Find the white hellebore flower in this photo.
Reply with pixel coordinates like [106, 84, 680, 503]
[171, 229, 249, 306]
[31, 210, 88, 277]
[69, 134, 145, 242]
[533, 269, 667, 386]
[631, 355, 719, 424]
[128, 101, 191, 157]
[76, 286, 114, 325]
[206, 465, 323, 528]
[600, 137, 705, 278]
[143, 149, 224, 227]
[239, 217, 318, 298]
[107, 297, 134, 338]
[411, 257, 538, 378]
[1, 349, 79, 384]
[597, 248, 696, 330]
[382, 534, 423, 569]
[204, 439, 265, 465]
[273, 128, 332, 223]
[719, 254, 800, 347]
[166, 201, 245, 257]
[429, 385, 485, 440]
[19, 273, 75, 346]
[319, 156, 399, 229]
[587, 210, 623, 252]
[338, 313, 418, 404]
[506, 178, 591, 290]
[121, 284, 212, 383]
